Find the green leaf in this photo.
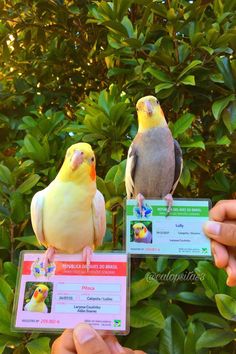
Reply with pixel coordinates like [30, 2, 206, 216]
[130, 276, 159, 306]
[0, 306, 18, 337]
[196, 329, 236, 350]
[207, 171, 231, 193]
[171, 259, 189, 274]
[16, 174, 40, 194]
[10, 191, 25, 223]
[175, 292, 214, 306]
[180, 165, 191, 188]
[184, 322, 205, 354]
[180, 75, 195, 86]
[3, 262, 17, 288]
[166, 304, 187, 328]
[124, 325, 161, 349]
[190, 312, 230, 329]
[180, 136, 205, 149]
[172, 113, 195, 138]
[195, 266, 218, 299]
[212, 95, 235, 120]
[159, 316, 185, 354]
[215, 57, 235, 91]
[156, 257, 168, 273]
[222, 100, 236, 133]
[131, 305, 165, 328]
[155, 82, 174, 93]
[0, 165, 13, 185]
[0, 335, 22, 353]
[22, 135, 49, 163]
[178, 60, 202, 79]
[103, 21, 128, 37]
[15, 235, 40, 248]
[0, 277, 13, 309]
[144, 67, 172, 82]
[0, 227, 10, 249]
[216, 135, 231, 145]
[26, 337, 51, 354]
[215, 294, 236, 320]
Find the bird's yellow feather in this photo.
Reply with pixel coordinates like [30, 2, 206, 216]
[136, 95, 167, 133]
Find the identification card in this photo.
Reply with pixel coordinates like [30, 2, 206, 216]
[126, 199, 212, 257]
[12, 251, 129, 333]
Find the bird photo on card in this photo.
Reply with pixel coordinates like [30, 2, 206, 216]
[132, 222, 152, 244]
[24, 283, 50, 313]
[31, 142, 106, 270]
[125, 95, 183, 215]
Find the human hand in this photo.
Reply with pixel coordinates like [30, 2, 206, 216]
[52, 323, 146, 354]
[203, 200, 236, 287]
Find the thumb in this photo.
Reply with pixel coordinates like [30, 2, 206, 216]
[73, 324, 111, 354]
[203, 221, 236, 246]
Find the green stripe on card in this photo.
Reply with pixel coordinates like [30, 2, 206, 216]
[153, 206, 208, 217]
[126, 205, 208, 217]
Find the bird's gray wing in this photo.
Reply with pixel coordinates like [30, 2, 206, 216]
[125, 143, 137, 199]
[170, 139, 183, 194]
[30, 190, 46, 246]
[92, 189, 106, 248]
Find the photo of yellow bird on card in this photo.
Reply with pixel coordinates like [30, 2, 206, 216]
[23, 282, 53, 313]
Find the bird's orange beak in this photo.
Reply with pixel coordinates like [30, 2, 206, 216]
[71, 150, 84, 170]
[90, 163, 96, 181]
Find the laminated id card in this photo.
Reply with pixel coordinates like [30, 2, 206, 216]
[126, 199, 212, 257]
[12, 251, 129, 334]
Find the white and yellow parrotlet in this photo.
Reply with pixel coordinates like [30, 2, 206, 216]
[24, 284, 49, 313]
[125, 95, 183, 214]
[31, 142, 106, 268]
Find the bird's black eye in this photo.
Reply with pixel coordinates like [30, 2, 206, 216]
[38, 288, 42, 292]
[91, 157, 95, 162]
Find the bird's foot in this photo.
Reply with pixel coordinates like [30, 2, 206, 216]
[137, 193, 145, 217]
[82, 246, 93, 271]
[42, 247, 55, 274]
[164, 193, 173, 216]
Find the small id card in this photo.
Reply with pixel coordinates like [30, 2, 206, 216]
[126, 199, 212, 257]
[12, 252, 129, 334]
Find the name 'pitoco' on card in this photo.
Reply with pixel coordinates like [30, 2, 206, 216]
[126, 199, 211, 257]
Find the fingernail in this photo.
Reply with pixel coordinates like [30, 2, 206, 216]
[74, 324, 96, 344]
[204, 221, 221, 236]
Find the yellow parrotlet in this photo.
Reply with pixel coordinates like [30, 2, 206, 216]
[24, 284, 49, 313]
[125, 96, 183, 214]
[31, 142, 106, 267]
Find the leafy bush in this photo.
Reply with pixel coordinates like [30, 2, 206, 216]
[0, 0, 236, 353]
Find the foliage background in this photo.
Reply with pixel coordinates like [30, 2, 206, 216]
[0, 0, 236, 352]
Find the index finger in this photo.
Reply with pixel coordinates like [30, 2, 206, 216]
[52, 329, 75, 354]
[210, 200, 236, 222]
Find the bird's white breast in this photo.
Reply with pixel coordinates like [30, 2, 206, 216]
[42, 181, 95, 253]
